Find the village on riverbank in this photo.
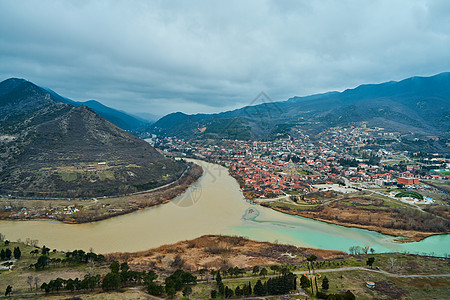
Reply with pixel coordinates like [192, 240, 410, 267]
[152, 122, 450, 241]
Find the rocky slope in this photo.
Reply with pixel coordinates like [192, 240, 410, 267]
[0, 78, 186, 198]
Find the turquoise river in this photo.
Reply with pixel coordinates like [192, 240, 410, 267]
[0, 159, 448, 255]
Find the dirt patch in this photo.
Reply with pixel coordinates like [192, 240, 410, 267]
[105, 235, 347, 273]
[374, 280, 408, 299]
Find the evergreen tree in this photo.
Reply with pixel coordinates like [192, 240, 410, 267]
[13, 247, 21, 260]
[235, 286, 242, 296]
[35, 255, 50, 270]
[147, 282, 164, 296]
[300, 274, 311, 289]
[254, 279, 265, 296]
[218, 282, 225, 296]
[224, 286, 234, 298]
[166, 286, 176, 299]
[182, 286, 192, 298]
[242, 283, 250, 296]
[5, 248, 12, 260]
[41, 246, 50, 255]
[216, 270, 222, 284]
[0, 249, 5, 260]
[101, 273, 121, 291]
[210, 290, 217, 298]
[366, 257, 375, 268]
[5, 285, 12, 297]
[260, 268, 268, 278]
[109, 261, 120, 273]
[322, 276, 329, 290]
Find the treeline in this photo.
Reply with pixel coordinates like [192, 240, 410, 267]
[31, 247, 105, 270]
[388, 207, 449, 233]
[65, 249, 105, 263]
[41, 275, 101, 293]
[1, 246, 21, 260]
[40, 261, 163, 294]
[314, 203, 449, 233]
[338, 158, 359, 167]
[211, 270, 297, 298]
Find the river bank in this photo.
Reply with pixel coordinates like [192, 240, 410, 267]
[2, 234, 448, 300]
[268, 206, 446, 243]
[0, 162, 203, 224]
[233, 180, 449, 242]
[0, 159, 448, 256]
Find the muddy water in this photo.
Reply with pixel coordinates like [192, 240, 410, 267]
[0, 160, 448, 256]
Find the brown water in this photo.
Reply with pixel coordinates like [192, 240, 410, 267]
[0, 160, 251, 253]
[0, 159, 448, 256]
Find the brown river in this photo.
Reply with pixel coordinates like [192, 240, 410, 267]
[0, 160, 448, 256]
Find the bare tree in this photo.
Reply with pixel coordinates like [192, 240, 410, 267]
[389, 257, 396, 269]
[27, 276, 33, 291]
[363, 245, 370, 254]
[0, 233, 5, 241]
[34, 277, 40, 291]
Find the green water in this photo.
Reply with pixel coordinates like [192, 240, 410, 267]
[0, 159, 448, 256]
[229, 206, 449, 257]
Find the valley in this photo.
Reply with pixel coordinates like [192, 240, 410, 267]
[0, 74, 449, 299]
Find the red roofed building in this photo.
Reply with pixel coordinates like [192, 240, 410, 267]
[397, 177, 419, 185]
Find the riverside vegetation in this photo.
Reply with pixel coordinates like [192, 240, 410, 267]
[262, 190, 450, 242]
[1, 235, 449, 299]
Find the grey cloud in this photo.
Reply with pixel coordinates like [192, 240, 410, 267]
[0, 0, 449, 115]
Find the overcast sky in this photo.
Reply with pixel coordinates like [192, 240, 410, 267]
[1, 0, 449, 116]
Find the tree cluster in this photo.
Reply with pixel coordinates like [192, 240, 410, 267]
[0, 243, 20, 260]
[211, 271, 297, 298]
[164, 269, 197, 298]
[32, 248, 105, 270]
[0, 248, 11, 260]
[102, 261, 149, 291]
[40, 274, 101, 294]
[65, 249, 105, 263]
[338, 158, 359, 167]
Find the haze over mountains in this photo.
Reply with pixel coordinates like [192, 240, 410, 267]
[0, 78, 185, 198]
[151, 73, 450, 143]
[41, 85, 150, 131]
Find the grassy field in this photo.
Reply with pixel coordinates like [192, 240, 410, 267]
[1, 238, 449, 299]
[316, 269, 449, 300]
[0, 240, 109, 296]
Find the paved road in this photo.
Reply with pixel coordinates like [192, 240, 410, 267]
[341, 176, 425, 211]
[294, 266, 450, 278]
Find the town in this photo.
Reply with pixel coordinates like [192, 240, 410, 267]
[150, 123, 449, 205]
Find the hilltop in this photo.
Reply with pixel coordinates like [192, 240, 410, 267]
[151, 73, 450, 150]
[0, 78, 188, 198]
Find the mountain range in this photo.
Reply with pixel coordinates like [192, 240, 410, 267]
[151, 73, 450, 143]
[0, 78, 186, 198]
[41, 86, 150, 131]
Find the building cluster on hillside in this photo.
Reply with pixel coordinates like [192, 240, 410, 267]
[152, 124, 449, 199]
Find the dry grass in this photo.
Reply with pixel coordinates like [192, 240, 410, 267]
[105, 235, 346, 273]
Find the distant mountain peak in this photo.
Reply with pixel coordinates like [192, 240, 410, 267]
[0, 78, 150, 131]
[151, 72, 450, 145]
